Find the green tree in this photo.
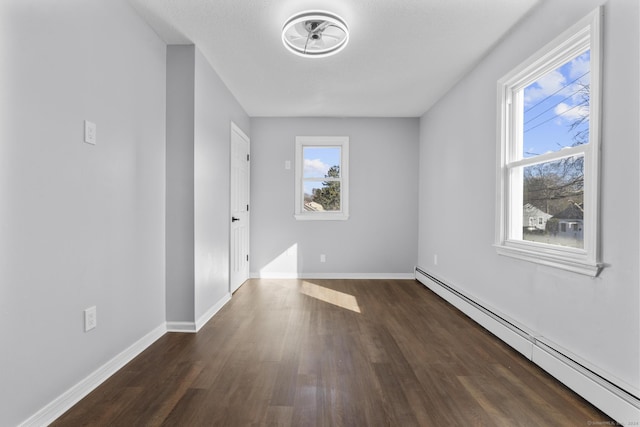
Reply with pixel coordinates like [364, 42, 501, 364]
[312, 165, 340, 210]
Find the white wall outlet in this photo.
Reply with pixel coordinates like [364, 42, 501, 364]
[84, 120, 96, 145]
[285, 160, 291, 170]
[434, 254, 438, 265]
[84, 306, 97, 332]
[320, 254, 326, 263]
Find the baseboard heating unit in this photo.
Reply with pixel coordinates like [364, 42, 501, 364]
[414, 267, 640, 425]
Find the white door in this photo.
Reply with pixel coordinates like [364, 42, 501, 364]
[230, 122, 250, 293]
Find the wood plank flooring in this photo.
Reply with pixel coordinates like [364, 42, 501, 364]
[52, 279, 614, 426]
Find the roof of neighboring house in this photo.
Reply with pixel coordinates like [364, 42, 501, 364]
[304, 201, 324, 212]
[553, 203, 584, 220]
[523, 203, 552, 218]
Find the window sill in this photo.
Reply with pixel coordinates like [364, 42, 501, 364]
[294, 213, 349, 221]
[494, 242, 602, 277]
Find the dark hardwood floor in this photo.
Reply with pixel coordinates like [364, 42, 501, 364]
[53, 279, 614, 426]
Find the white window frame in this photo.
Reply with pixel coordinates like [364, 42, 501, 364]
[294, 136, 349, 221]
[495, 7, 603, 276]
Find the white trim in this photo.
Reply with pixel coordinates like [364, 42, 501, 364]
[167, 293, 232, 333]
[294, 212, 349, 221]
[415, 267, 640, 424]
[495, 7, 603, 276]
[195, 292, 231, 331]
[507, 144, 586, 169]
[230, 121, 249, 142]
[252, 272, 300, 279]
[19, 324, 167, 427]
[229, 121, 251, 293]
[494, 242, 601, 276]
[165, 321, 197, 333]
[24, 295, 233, 424]
[251, 272, 415, 280]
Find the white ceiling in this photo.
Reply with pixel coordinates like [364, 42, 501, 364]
[128, 0, 539, 118]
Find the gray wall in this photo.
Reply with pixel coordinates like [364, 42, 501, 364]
[418, 0, 639, 396]
[193, 48, 250, 320]
[166, 45, 250, 324]
[0, 1, 167, 425]
[250, 118, 419, 277]
[166, 45, 196, 322]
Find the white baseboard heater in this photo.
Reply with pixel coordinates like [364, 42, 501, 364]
[414, 267, 640, 425]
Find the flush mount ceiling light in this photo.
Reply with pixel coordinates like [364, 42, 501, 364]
[281, 11, 349, 58]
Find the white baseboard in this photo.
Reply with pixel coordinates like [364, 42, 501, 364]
[415, 267, 640, 425]
[22, 294, 233, 425]
[195, 292, 231, 331]
[19, 323, 167, 427]
[165, 320, 197, 333]
[251, 272, 415, 280]
[251, 272, 299, 279]
[166, 293, 232, 333]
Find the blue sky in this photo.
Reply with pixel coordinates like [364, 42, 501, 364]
[522, 50, 590, 158]
[303, 146, 341, 195]
[303, 146, 341, 178]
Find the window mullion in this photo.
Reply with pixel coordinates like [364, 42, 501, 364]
[508, 145, 587, 169]
[303, 177, 341, 182]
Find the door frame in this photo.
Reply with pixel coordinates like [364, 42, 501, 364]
[229, 121, 250, 293]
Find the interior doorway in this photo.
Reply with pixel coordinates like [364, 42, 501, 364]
[230, 122, 250, 293]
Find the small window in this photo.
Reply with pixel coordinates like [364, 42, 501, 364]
[495, 7, 602, 276]
[295, 136, 349, 220]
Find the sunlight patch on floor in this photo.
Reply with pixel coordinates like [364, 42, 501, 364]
[300, 281, 361, 313]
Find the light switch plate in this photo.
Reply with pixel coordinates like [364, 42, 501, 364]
[84, 306, 97, 331]
[84, 120, 96, 145]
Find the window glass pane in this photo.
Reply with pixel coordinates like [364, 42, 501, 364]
[303, 146, 341, 178]
[522, 50, 590, 159]
[521, 155, 584, 249]
[303, 181, 341, 211]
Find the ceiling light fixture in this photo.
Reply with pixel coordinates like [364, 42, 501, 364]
[281, 11, 349, 58]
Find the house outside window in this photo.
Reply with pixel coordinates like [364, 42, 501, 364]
[294, 136, 349, 221]
[495, 8, 602, 276]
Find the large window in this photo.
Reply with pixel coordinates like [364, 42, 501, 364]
[295, 136, 349, 220]
[495, 8, 602, 276]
